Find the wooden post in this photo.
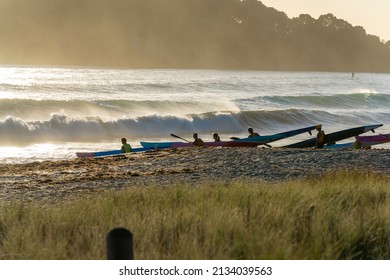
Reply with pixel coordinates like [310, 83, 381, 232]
[106, 228, 134, 260]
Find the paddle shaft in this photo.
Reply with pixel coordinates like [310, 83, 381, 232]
[170, 134, 191, 143]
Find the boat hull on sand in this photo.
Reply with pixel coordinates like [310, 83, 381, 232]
[140, 140, 260, 149]
[141, 124, 321, 149]
[324, 143, 354, 149]
[355, 133, 390, 145]
[283, 124, 383, 148]
[76, 147, 149, 158]
[233, 124, 321, 143]
[325, 133, 390, 149]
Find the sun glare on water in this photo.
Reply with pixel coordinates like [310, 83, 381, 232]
[0, 146, 22, 158]
[0, 144, 60, 164]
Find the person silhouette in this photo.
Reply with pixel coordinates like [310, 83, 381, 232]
[121, 138, 132, 153]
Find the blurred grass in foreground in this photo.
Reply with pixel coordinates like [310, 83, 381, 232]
[1, 170, 390, 259]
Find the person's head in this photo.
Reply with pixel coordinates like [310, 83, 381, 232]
[213, 132, 220, 140]
[121, 138, 127, 144]
[248, 128, 254, 134]
[193, 133, 198, 140]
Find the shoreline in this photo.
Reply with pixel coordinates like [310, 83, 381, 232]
[1, 147, 390, 203]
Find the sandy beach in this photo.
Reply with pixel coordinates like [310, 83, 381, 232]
[1, 147, 390, 203]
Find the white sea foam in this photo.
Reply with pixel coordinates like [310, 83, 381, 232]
[1, 67, 390, 163]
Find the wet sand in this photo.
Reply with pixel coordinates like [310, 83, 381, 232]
[1, 147, 390, 203]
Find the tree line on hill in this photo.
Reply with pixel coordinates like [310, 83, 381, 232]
[1, 0, 389, 72]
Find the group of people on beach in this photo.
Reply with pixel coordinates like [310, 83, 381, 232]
[191, 127, 260, 147]
[120, 126, 368, 153]
[120, 127, 260, 151]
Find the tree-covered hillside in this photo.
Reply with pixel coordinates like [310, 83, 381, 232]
[1, 0, 389, 72]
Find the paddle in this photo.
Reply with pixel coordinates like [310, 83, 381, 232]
[170, 133, 191, 143]
[230, 137, 272, 148]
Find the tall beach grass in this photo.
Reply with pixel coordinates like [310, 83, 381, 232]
[1, 170, 390, 259]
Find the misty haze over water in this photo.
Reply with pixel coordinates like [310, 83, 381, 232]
[1, 0, 390, 72]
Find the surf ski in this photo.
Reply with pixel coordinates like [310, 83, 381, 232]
[323, 143, 354, 149]
[140, 140, 260, 149]
[355, 133, 390, 146]
[76, 147, 149, 158]
[232, 124, 321, 144]
[140, 124, 321, 149]
[325, 133, 390, 149]
[283, 124, 383, 148]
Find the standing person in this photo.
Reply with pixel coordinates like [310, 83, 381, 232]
[315, 127, 325, 149]
[248, 127, 260, 138]
[192, 133, 204, 146]
[121, 137, 132, 153]
[212, 132, 221, 142]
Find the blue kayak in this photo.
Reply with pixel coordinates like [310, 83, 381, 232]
[233, 124, 322, 143]
[140, 141, 183, 149]
[76, 147, 150, 158]
[141, 124, 321, 149]
[324, 143, 354, 149]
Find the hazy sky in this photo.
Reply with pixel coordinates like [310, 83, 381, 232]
[261, 0, 390, 42]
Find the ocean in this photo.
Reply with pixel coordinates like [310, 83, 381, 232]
[1, 66, 390, 164]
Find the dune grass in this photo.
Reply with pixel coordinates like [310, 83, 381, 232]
[1, 170, 390, 259]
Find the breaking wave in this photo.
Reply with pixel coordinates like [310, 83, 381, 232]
[1, 109, 386, 145]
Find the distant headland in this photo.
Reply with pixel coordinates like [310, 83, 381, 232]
[1, 0, 390, 72]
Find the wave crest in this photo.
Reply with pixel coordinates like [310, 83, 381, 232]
[1, 108, 385, 146]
